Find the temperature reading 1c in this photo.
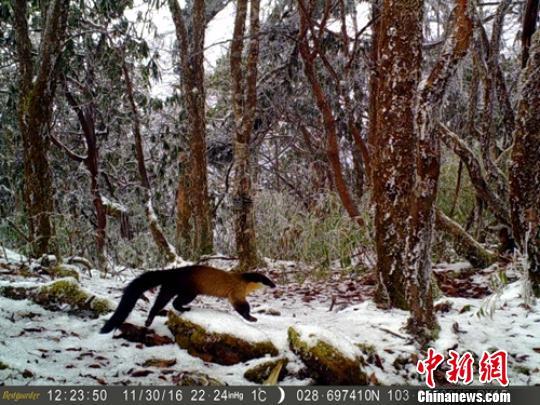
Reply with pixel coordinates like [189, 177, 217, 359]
[252, 389, 267, 402]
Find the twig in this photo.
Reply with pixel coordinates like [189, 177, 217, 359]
[377, 326, 408, 340]
[6, 219, 30, 242]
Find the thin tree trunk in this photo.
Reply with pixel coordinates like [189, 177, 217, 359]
[230, 0, 262, 271]
[122, 61, 177, 263]
[521, 0, 540, 68]
[63, 84, 108, 269]
[439, 122, 510, 227]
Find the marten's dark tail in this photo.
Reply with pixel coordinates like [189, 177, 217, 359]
[100, 271, 170, 333]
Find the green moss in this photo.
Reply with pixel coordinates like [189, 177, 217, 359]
[172, 371, 224, 386]
[244, 358, 288, 383]
[91, 298, 113, 315]
[356, 343, 376, 355]
[288, 327, 367, 385]
[513, 365, 530, 376]
[167, 312, 278, 365]
[48, 264, 80, 281]
[1, 278, 111, 317]
[36, 278, 112, 317]
[38, 278, 86, 303]
[0, 361, 8, 370]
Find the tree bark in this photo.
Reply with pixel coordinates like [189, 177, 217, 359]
[122, 61, 177, 263]
[12, 0, 70, 257]
[406, 0, 473, 336]
[372, 0, 424, 310]
[510, 31, 540, 295]
[169, 0, 213, 259]
[62, 83, 108, 269]
[521, 0, 540, 68]
[372, 0, 472, 339]
[230, 0, 262, 271]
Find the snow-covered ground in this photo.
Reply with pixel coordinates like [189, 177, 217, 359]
[0, 247, 539, 386]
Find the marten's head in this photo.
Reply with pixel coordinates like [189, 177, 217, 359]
[241, 273, 276, 294]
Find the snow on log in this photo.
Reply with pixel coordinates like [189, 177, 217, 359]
[0, 278, 113, 318]
[101, 196, 128, 216]
[167, 309, 278, 365]
[288, 325, 368, 385]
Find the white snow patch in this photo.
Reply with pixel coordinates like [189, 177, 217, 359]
[180, 309, 272, 343]
[292, 324, 361, 361]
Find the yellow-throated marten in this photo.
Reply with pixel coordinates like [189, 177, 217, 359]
[100, 265, 276, 333]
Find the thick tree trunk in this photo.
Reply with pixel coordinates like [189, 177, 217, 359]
[169, 0, 213, 259]
[372, 0, 424, 310]
[19, 114, 56, 258]
[230, 0, 262, 271]
[510, 31, 540, 295]
[175, 151, 192, 256]
[12, 0, 69, 257]
[372, 0, 472, 339]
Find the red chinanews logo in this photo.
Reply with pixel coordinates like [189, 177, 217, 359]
[416, 349, 509, 388]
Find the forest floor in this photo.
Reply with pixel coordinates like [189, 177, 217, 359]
[0, 247, 539, 386]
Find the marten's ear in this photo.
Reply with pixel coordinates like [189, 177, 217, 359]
[241, 273, 276, 288]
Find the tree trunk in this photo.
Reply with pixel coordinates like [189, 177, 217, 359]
[169, 0, 213, 259]
[372, 0, 472, 339]
[122, 61, 177, 263]
[230, 0, 262, 271]
[12, 0, 70, 257]
[406, 0, 473, 337]
[510, 30, 540, 295]
[372, 0, 424, 310]
[521, 0, 540, 68]
[63, 84, 108, 269]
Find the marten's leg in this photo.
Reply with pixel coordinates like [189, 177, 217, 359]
[145, 287, 175, 327]
[172, 291, 197, 312]
[232, 300, 257, 322]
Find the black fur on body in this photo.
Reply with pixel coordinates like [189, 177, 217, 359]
[100, 265, 276, 333]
